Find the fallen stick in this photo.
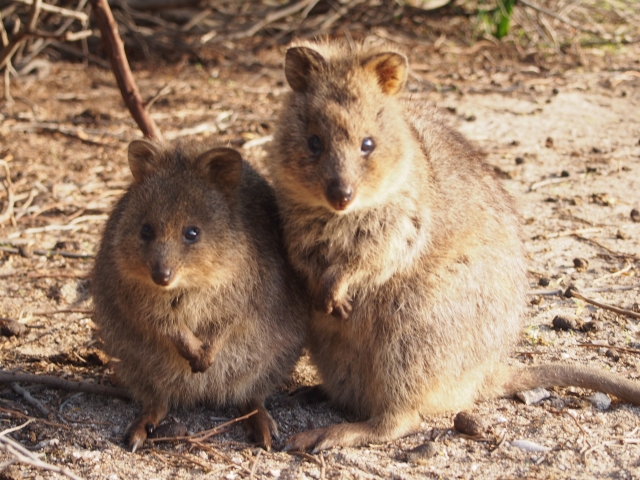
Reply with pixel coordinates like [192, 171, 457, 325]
[0, 406, 69, 430]
[573, 234, 639, 261]
[11, 0, 89, 22]
[578, 343, 640, 356]
[89, 0, 162, 141]
[0, 426, 82, 480]
[11, 383, 50, 417]
[529, 283, 640, 296]
[0, 372, 129, 399]
[566, 288, 640, 321]
[0, 246, 94, 259]
[148, 409, 257, 443]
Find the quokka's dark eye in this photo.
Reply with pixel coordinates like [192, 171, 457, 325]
[140, 223, 154, 240]
[183, 226, 200, 243]
[307, 135, 323, 156]
[360, 137, 375, 155]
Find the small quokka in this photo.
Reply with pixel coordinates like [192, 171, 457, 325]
[268, 40, 640, 452]
[92, 140, 310, 451]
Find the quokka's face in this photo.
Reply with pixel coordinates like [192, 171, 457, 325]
[113, 141, 245, 290]
[273, 45, 416, 214]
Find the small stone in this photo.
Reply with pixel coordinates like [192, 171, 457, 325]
[616, 229, 630, 240]
[552, 315, 581, 331]
[494, 415, 508, 424]
[587, 392, 611, 410]
[0, 319, 27, 337]
[552, 88, 559, 95]
[269, 469, 281, 478]
[530, 296, 543, 306]
[405, 442, 438, 464]
[560, 170, 570, 177]
[515, 157, 525, 165]
[545, 137, 554, 148]
[631, 209, 640, 223]
[538, 277, 550, 287]
[580, 321, 602, 332]
[516, 387, 550, 405]
[453, 411, 485, 436]
[147, 420, 187, 439]
[605, 349, 620, 361]
[592, 147, 602, 154]
[573, 258, 589, 272]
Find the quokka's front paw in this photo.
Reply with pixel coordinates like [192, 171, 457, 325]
[314, 288, 352, 320]
[188, 349, 212, 373]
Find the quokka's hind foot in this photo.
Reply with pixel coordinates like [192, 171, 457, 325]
[124, 404, 168, 453]
[284, 411, 422, 453]
[240, 400, 279, 451]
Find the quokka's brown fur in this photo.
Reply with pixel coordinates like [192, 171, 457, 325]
[268, 40, 640, 452]
[92, 140, 310, 451]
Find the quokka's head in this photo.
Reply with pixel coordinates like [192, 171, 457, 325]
[271, 41, 417, 214]
[113, 140, 245, 291]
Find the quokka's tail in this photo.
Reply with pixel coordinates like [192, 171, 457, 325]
[497, 363, 640, 406]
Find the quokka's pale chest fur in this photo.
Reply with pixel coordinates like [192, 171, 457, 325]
[268, 40, 640, 452]
[92, 140, 310, 451]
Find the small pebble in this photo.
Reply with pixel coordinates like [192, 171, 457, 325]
[587, 392, 611, 410]
[453, 411, 485, 436]
[0, 319, 27, 337]
[405, 442, 438, 464]
[616, 229, 630, 240]
[545, 137, 554, 148]
[631, 209, 640, 223]
[560, 170, 570, 177]
[538, 277, 550, 287]
[605, 349, 620, 361]
[515, 157, 525, 165]
[516, 387, 550, 405]
[573, 258, 589, 272]
[552, 315, 581, 331]
[510, 440, 551, 452]
[494, 415, 508, 424]
[580, 321, 602, 333]
[530, 296, 543, 306]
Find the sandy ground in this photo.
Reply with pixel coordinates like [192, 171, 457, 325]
[1, 38, 640, 479]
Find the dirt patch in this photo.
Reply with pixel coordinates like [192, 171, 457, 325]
[1, 37, 640, 479]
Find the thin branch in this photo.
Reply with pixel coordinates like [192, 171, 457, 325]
[529, 283, 640, 296]
[10, 0, 89, 22]
[519, 0, 613, 39]
[0, 246, 94, 259]
[148, 409, 257, 443]
[566, 288, 640, 321]
[89, 0, 163, 141]
[11, 383, 50, 417]
[0, 406, 70, 430]
[0, 372, 129, 399]
[0, 433, 83, 480]
[233, 0, 320, 39]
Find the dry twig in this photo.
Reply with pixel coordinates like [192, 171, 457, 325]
[148, 409, 257, 443]
[89, 0, 162, 140]
[11, 383, 50, 417]
[566, 288, 640, 321]
[0, 372, 129, 399]
[0, 420, 82, 480]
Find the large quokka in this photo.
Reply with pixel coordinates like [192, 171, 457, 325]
[268, 40, 640, 452]
[93, 140, 309, 451]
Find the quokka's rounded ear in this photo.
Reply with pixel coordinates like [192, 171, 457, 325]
[196, 147, 243, 197]
[285, 46, 327, 93]
[128, 140, 163, 183]
[361, 52, 408, 96]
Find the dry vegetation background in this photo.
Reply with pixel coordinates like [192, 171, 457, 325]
[1, 0, 640, 478]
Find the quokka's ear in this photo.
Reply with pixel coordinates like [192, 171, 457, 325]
[284, 46, 327, 93]
[196, 147, 243, 198]
[128, 140, 164, 183]
[361, 52, 408, 96]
